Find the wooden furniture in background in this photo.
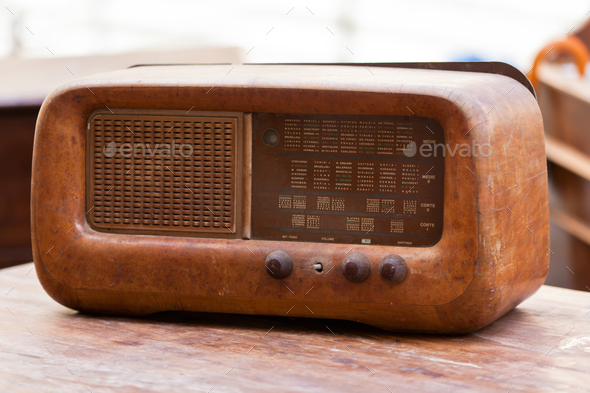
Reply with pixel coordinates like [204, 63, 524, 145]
[536, 62, 590, 291]
[1, 263, 589, 392]
[0, 47, 243, 269]
[0, 106, 38, 266]
[530, 19, 590, 291]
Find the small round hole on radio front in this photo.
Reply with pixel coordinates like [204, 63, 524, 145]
[313, 263, 323, 273]
[263, 128, 279, 147]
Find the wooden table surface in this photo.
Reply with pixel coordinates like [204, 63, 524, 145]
[1, 263, 590, 392]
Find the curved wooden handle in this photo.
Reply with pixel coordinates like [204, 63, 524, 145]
[530, 35, 590, 89]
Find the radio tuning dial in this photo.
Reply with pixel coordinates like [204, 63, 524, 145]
[379, 255, 407, 284]
[265, 250, 293, 279]
[342, 253, 371, 283]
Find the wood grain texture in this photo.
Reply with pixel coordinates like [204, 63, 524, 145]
[31, 65, 549, 333]
[1, 263, 590, 393]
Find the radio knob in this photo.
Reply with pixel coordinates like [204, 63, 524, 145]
[379, 255, 407, 284]
[342, 253, 371, 283]
[265, 250, 293, 279]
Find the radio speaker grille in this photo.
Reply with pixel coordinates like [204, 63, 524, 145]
[88, 113, 237, 234]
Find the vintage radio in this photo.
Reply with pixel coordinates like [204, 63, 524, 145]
[31, 63, 549, 333]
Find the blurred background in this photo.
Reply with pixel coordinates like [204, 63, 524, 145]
[1, 0, 589, 66]
[1, 0, 590, 291]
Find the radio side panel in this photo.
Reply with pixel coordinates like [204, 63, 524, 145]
[435, 78, 549, 332]
[31, 65, 548, 333]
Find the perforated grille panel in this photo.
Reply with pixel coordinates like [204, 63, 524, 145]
[88, 113, 238, 235]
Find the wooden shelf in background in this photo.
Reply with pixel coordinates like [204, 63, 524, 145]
[550, 207, 590, 246]
[545, 134, 590, 182]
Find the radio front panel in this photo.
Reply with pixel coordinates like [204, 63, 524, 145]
[251, 113, 444, 247]
[86, 110, 444, 247]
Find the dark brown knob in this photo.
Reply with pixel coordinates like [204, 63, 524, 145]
[265, 250, 293, 279]
[342, 253, 371, 283]
[379, 255, 407, 284]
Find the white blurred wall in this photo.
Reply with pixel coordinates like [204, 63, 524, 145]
[1, 0, 589, 70]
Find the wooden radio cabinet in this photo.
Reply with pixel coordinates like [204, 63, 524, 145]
[31, 63, 549, 333]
